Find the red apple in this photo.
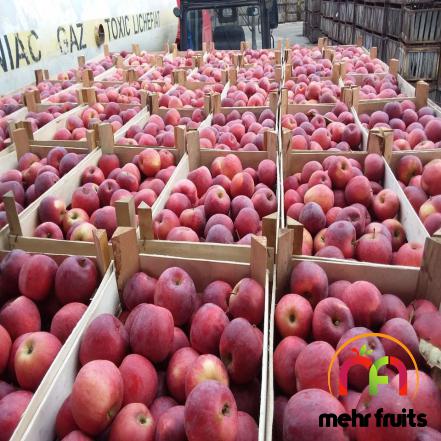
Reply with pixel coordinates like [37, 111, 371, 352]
[219, 318, 262, 384]
[14, 331, 62, 391]
[79, 314, 128, 366]
[275, 293, 313, 339]
[70, 359, 124, 435]
[184, 381, 238, 441]
[119, 354, 158, 407]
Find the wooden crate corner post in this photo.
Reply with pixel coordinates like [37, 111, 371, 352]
[138, 202, 154, 241]
[286, 217, 303, 256]
[186, 130, 201, 171]
[114, 196, 137, 228]
[416, 237, 441, 372]
[368, 127, 393, 161]
[262, 212, 278, 250]
[82, 69, 94, 87]
[415, 81, 429, 110]
[3, 191, 23, 237]
[174, 125, 187, 160]
[275, 228, 293, 295]
[98, 123, 115, 154]
[263, 130, 278, 162]
[389, 58, 399, 77]
[12, 128, 31, 160]
[269, 91, 278, 114]
[250, 235, 268, 289]
[212, 93, 222, 114]
[111, 226, 140, 292]
[92, 229, 111, 277]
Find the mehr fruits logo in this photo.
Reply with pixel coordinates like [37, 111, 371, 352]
[319, 332, 428, 429]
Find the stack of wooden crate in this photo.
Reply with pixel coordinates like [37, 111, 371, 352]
[382, 1, 440, 89]
[310, 0, 441, 95]
[305, 0, 322, 42]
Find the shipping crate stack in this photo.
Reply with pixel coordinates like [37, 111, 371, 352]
[312, 0, 441, 102]
[304, 0, 322, 43]
[384, 1, 441, 89]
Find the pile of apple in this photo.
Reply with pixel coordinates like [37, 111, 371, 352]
[200, 109, 275, 150]
[0, 147, 87, 228]
[46, 89, 79, 104]
[0, 249, 99, 441]
[118, 109, 204, 146]
[344, 74, 403, 99]
[0, 104, 76, 151]
[289, 47, 333, 79]
[0, 119, 12, 150]
[243, 48, 276, 65]
[395, 154, 441, 235]
[35, 79, 76, 99]
[158, 85, 211, 109]
[273, 260, 441, 441]
[91, 84, 142, 105]
[282, 103, 363, 151]
[333, 47, 387, 74]
[52, 266, 265, 440]
[237, 65, 279, 82]
[284, 80, 341, 104]
[33, 149, 176, 240]
[141, 63, 178, 82]
[52, 103, 140, 140]
[98, 67, 150, 82]
[222, 83, 270, 107]
[124, 52, 156, 67]
[141, 81, 172, 94]
[358, 101, 441, 150]
[153, 154, 276, 244]
[0, 96, 23, 116]
[63, 56, 115, 80]
[205, 51, 235, 68]
[164, 55, 194, 69]
[284, 154, 424, 266]
[188, 66, 226, 83]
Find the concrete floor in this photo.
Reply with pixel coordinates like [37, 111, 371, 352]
[272, 22, 312, 46]
[243, 21, 312, 49]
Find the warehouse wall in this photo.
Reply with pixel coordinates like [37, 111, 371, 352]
[0, 0, 179, 94]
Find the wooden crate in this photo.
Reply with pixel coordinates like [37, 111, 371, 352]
[365, 4, 385, 35]
[306, 0, 321, 12]
[389, 149, 441, 238]
[129, 130, 279, 259]
[386, 6, 403, 39]
[352, 80, 430, 114]
[402, 5, 441, 44]
[382, 37, 401, 61]
[0, 96, 80, 164]
[1, 126, 186, 255]
[279, 129, 429, 261]
[4, 232, 112, 441]
[15, 229, 270, 441]
[399, 44, 441, 82]
[265, 228, 441, 441]
[355, 4, 365, 27]
[305, 10, 320, 28]
[212, 90, 279, 116]
[280, 86, 353, 117]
